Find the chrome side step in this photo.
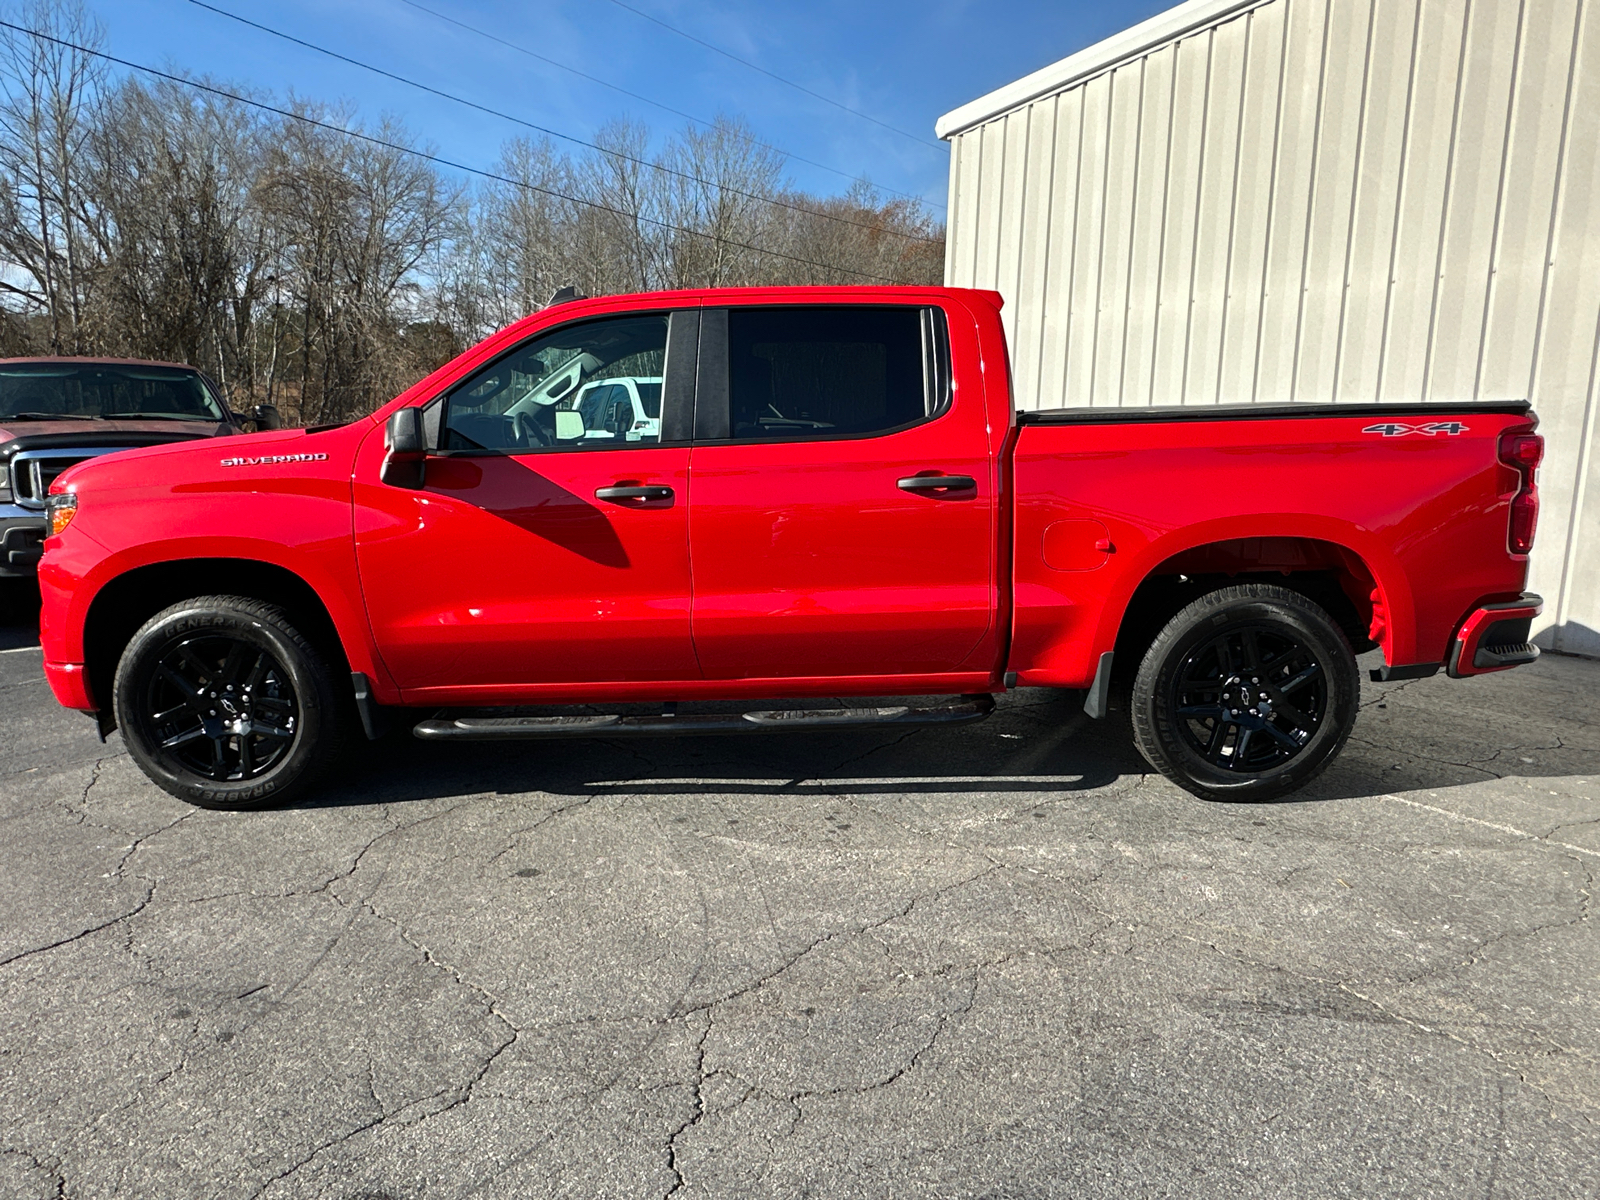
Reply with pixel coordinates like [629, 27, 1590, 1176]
[413, 695, 996, 741]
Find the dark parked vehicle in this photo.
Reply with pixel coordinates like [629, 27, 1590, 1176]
[0, 358, 277, 588]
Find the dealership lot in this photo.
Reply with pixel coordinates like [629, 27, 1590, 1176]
[1, 610, 1596, 1200]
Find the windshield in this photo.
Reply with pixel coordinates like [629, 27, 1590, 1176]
[0, 363, 226, 422]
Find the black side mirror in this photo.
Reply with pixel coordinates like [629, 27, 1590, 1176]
[381, 407, 427, 488]
[251, 403, 283, 431]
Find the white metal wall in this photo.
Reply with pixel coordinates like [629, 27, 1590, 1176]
[944, 0, 1600, 656]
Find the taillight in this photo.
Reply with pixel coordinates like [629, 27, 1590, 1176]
[1498, 429, 1543, 554]
[1498, 432, 1544, 471]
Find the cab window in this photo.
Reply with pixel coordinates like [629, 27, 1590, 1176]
[437, 314, 667, 452]
[723, 306, 948, 442]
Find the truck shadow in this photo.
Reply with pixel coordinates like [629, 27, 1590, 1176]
[303, 681, 1599, 811]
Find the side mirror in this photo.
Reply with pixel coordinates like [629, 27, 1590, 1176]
[251, 403, 283, 431]
[381, 407, 427, 488]
[554, 410, 585, 441]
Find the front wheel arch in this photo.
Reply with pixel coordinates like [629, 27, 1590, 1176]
[83, 559, 352, 729]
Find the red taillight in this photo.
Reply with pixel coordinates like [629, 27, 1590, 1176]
[1498, 429, 1543, 555]
[1509, 488, 1539, 554]
[1498, 432, 1544, 471]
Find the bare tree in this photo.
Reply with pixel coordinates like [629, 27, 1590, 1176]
[0, 0, 105, 351]
[0, 0, 945, 424]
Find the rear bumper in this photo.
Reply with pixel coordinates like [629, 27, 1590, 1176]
[0, 505, 45, 577]
[43, 660, 95, 711]
[1448, 593, 1543, 678]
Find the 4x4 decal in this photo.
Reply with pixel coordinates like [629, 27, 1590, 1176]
[1361, 420, 1468, 437]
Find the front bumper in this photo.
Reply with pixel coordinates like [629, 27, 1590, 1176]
[0, 504, 45, 577]
[1448, 593, 1543, 678]
[43, 659, 94, 710]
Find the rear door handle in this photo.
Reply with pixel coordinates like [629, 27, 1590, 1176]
[897, 474, 977, 494]
[595, 484, 674, 503]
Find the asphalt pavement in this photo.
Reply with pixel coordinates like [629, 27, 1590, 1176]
[1, 595, 1596, 1199]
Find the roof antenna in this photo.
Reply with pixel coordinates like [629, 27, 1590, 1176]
[544, 285, 585, 308]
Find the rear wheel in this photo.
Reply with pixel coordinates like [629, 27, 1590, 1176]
[114, 596, 344, 809]
[1130, 583, 1359, 802]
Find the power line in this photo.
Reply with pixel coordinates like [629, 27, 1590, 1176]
[184, 0, 940, 246]
[602, 0, 944, 152]
[0, 19, 911, 284]
[394, 0, 942, 209]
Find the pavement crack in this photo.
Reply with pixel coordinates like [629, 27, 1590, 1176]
[661, 1011, 711, 1199]
[672, 864, 1002, 1021]
[0, 880, 156, 969]
[485, 795, 599, 866]
[113, 811, 193, 879]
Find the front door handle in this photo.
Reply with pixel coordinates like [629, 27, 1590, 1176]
[897, 474, 977, 494]
[595, 484, 674, 503]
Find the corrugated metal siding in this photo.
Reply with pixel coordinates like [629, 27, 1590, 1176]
[944, 0, 1600, 656]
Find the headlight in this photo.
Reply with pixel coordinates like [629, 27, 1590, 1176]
[45, 491, 77, 536]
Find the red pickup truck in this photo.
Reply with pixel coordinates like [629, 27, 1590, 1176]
[37, 287, 1544, 809]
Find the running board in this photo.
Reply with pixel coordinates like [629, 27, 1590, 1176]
[413, 695, 996, 741]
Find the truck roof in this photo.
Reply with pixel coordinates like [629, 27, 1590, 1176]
[0, 356, 204, 370]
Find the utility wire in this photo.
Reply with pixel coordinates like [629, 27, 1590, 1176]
[603, 0, 943, 151]
[184, 0, 940, 245]
[0, 19, 909, 284]
[395, 0, 942, 208]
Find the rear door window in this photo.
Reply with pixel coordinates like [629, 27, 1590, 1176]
[717, 306, 949, 442]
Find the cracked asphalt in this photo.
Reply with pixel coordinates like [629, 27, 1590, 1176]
[1, 597, 1597, 1199]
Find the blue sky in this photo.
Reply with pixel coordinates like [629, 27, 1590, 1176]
[93, 0, 1174, 213]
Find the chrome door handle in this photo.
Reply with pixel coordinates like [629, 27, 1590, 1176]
[595, 484, 674, 503]
[897, 474, 977, 493]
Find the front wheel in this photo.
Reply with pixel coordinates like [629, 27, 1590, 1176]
[1130, 583, 1359, 802]
[114, 596, 345, 809]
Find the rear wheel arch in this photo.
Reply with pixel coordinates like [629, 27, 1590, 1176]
[1101, 535, 1393, 695]
[83, 559, 353, 723]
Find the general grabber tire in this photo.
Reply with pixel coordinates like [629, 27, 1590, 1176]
[1130, 583, 1360, 802]
[113, 596, 345, 810]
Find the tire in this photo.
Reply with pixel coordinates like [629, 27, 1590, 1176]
[1130, 583, 1359, 802]
[113, 596, 345, 809]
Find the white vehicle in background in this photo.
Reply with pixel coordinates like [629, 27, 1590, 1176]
[570, 376, 662, 441]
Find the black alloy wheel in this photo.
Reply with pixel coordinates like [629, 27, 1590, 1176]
[1131, 583, 1359, 802]
[1169, 623, 1327, 773]
[144, 633, 299, 782]
[115, 596, 344, 809]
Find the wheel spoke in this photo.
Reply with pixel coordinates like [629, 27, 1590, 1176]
[1203, 720, 1230, 763]
[1241, 629, 1262, 671]
[1268, 695, 1313, 729]
[1262, 721, 1303, 750]
[1179, 704, 1226, 718]
[151, 702, 189, 724]
[158, 665, 201, 702]
[238, 736, 254, 777]
[1231, 727, 1255, 768]
[178, 644, 214, 681]
[251, 721, 294, 741]
[217, 641, 249, 687]
[160, 726, 207, 750]
[208, 736, 228, 779]
[1279, 662, 1322, 694]
[244, 651, 269, 692]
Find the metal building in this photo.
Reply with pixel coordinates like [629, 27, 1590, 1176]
[938, 0, 1599, 656]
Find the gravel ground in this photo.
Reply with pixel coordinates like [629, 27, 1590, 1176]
[1, 600, 1596, 1200]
